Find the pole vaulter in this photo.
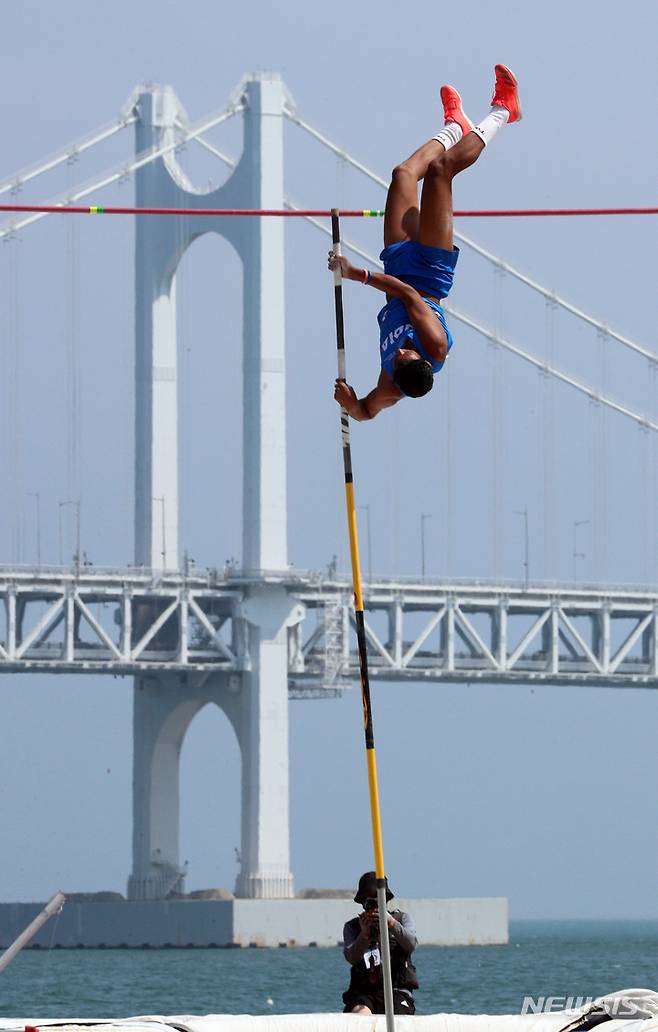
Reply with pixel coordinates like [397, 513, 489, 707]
[328, 64, 523, 421]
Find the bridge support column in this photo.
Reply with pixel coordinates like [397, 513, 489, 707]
[128, 674, 242, 901]
[133, 87, 185, 573]
[128, 678, 199, 900]
[232, 75, 297, 898]
[127, 625, 302, 903]
[128, 74, 299, 900]
[235, 588, 304, 899]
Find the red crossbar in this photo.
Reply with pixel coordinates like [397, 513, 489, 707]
[453, 207, 658, 217]
[0, 204, 657, 218]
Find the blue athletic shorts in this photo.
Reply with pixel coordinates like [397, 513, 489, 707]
[379, 239, 459, 299]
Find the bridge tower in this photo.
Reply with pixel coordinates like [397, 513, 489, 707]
[127, 74, 301, 900]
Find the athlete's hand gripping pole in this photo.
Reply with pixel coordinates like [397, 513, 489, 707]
[331, 209, 395, 1031]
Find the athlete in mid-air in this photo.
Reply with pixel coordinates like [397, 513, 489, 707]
[328, 64, 522, 420]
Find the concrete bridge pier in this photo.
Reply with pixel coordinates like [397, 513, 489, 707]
[127, 676, 240, 901]
[236, 586, 304, 899]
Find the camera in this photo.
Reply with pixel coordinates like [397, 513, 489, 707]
[364, 897, 378, 912]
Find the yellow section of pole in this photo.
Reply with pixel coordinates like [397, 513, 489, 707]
[344, 481, 385, 878]
[344, 482, 364, 612]
[366, 748, 386, 878]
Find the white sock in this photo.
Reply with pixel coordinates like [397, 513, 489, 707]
[432, 121, 463, 152]
[471, 106, 509, 146]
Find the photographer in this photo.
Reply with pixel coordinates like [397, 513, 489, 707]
[342, 871, 418, 1015]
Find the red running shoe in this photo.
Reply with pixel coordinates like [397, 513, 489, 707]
[491, 64, 522, 122]
[440, 84, 474, 136]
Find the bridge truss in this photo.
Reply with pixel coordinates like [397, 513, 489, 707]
[1, 567, 656, 690]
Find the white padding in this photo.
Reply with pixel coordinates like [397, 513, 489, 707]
[3, 1005, 658, 1032]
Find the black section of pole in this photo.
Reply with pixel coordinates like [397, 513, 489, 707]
[332, 210, 353, 485]
[354, 609, 374, 750]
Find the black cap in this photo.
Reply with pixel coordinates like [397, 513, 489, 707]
[354, 870, 394, 904]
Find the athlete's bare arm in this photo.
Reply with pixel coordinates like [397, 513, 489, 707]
[328, 254, 447, 362]
[334, 369, 402, 421]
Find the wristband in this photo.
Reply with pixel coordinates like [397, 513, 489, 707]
[362, 268, 371, 284]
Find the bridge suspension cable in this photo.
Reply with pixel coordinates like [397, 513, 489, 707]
[0, 114, 136, 199]
[2, 95, 654, 367]
[2, 95, 654, 368]
[0, 102, 243, 240]
[303, 222, 658, 434]
[284, 106, 658, 365]
[177, 126, 658, 428]
[2, 92, 654, 434]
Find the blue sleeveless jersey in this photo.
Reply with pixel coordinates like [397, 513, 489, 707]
[378, 296, 453, 378]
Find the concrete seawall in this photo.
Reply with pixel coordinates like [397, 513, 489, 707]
[0, 897, 507, 948]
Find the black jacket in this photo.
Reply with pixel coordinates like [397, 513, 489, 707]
[343, 910, 419, 994]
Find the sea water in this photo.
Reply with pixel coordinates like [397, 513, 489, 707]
[1, 921, 656, 1018]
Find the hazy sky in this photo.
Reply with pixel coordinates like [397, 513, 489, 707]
[0, 0, 657, 920]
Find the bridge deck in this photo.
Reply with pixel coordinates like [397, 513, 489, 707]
[0, 566, 656, 690]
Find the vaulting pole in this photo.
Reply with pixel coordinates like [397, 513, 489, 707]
[331, 208, 395, 1031]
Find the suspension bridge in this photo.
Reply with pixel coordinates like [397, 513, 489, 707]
[0, 73, 656, 904]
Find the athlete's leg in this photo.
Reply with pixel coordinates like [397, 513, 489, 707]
[417, 133, 484, 251]
[383, 86, 474, 247]
[383, 138, 447, 247]
[418, 65, 521, 251]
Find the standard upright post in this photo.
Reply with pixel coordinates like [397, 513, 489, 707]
[331, 209, 395, 1031]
